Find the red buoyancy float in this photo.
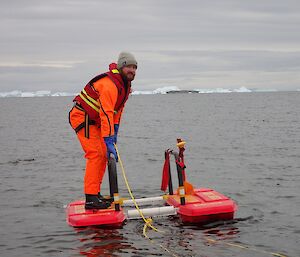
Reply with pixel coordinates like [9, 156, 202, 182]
[166, 188, 237, 223]
[66, 200, 126, 228]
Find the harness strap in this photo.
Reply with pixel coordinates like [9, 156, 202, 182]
[73, 108, 96, 138]
[74, 103, 84, 111]
[84, 113, 90, 138]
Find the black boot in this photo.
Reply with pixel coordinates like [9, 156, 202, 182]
[85, 194, 110, 209]
[98, 193, 114, 204]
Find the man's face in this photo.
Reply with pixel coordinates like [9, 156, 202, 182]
[120, 65, 137, 81]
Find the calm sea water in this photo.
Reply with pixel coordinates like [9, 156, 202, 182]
[0, 92, 299, 257]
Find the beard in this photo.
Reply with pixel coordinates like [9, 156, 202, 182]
[126, 72, 135, 81]
[121, 71, 135, 82]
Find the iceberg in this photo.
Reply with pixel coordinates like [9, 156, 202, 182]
[21, 90, 51, 97]
[0, 90, 23, 97]
[153, 86, 180, 94]
[132, 86, 181, 95]
[197, 88, 232, 93]
[51, 92, 76, 97]
[233, 87, 252, 93]
[0, 90, 76, 98]
[3, 86, 293, 98]
[131, 90, 154, 95]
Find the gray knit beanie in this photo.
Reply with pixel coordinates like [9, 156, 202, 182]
[117, 52, 137, 70]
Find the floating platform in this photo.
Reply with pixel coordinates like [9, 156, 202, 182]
[66, 139, 238, 228]
[66, 188, 237, 227]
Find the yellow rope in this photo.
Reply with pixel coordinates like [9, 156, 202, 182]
[114, 144, 183, 257]
[114, 143, 162, 232]
[114, 144, 287, 257]
[143, 221, 179, 257]
[205, 237, 288, 257]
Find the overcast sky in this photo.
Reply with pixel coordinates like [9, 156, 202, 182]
[1, 0, 300, 92]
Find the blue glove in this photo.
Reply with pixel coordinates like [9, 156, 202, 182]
[113, 124, 119, 144]
[104, 136, 118, 162]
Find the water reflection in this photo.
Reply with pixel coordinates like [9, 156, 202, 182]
[203, 226, 240, 241]
[74, 226, 137, 257]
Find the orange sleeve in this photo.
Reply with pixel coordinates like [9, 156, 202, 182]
[114, 107, 124, 125]
[93, 76, 118, 137]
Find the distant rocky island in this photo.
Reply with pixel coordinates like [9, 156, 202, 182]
[166, 90, 200, 94]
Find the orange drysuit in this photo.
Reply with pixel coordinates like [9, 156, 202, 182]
[69, 75, 127, 195]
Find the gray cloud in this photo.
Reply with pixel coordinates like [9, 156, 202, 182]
[1, 0, 300, 92]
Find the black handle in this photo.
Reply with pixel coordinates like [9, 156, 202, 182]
[108, 157, 120, 211]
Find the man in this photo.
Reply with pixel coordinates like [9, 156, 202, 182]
[69, 52, 137, 209]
